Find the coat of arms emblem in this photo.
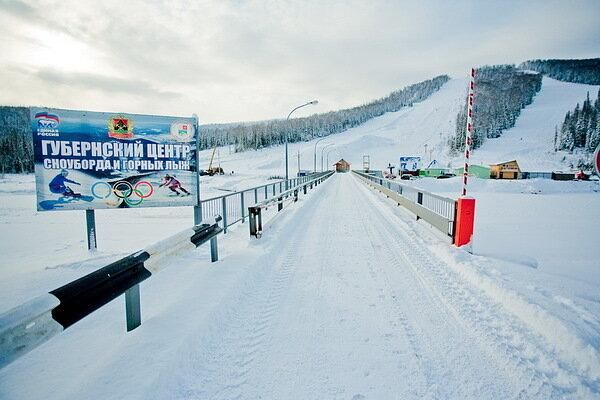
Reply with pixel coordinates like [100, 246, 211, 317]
[108, 116, 134, 139]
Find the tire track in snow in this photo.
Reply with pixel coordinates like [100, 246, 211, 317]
[351, 173, 598, 399]
[167, 179, 334, 400]
[349, 175, 515, 398]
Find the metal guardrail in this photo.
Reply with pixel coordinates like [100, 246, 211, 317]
[0, 218, 223, 370]
[200, 173, 329, 233]
[248, 171, 334, 237]
[353, 170, 456, 238]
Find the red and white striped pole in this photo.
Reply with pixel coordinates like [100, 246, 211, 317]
[455, 68, 477, 248]
[461, 68, 475, 196]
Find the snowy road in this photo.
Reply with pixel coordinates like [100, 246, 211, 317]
[147, 173, 597, 399]
[1, 173, 598, 399]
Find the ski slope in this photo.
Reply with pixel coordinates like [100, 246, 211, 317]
[1, 173, 598, 399]
[197, 76, 598, 193]
[469, 77, 600, 170]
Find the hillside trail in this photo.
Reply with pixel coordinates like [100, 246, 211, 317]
[146, 172, 594, 400]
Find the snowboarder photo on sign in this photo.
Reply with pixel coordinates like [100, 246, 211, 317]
[160, 174, 191, 196]
[48, 169, 81, 198]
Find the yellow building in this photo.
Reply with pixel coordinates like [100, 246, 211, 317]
[490, 160, 521, 179]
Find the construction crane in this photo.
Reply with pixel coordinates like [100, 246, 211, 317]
[200, 146, 225, 176]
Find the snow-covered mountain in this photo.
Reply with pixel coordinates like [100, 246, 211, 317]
[198, 75, 599, 183]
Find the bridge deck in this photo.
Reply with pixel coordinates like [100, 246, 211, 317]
[152, 173, 563, 399]
[1, 173, 590, 399]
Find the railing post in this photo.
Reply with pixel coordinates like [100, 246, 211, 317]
[265, 185, 268, 199]
[249, 207, 257, 237]
[241, 193, 245, 223]
[273, 184, 276, 196]
[303, 185, 307, 194]
[416, 192, 423, 220]
[279, 182, 283, 193]
[294, 189, 298, 202]
[278, 196, 283, 211]
[254, 188, 258, 204]
[210, 236, 219, 261]
[86, 209, 97, 251]
[222, 196, 228, 234]
[258, 207, 263, 232]
[125, 283, 141, 332]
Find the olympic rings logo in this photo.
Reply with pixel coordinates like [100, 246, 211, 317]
[91, 180, 154, 206]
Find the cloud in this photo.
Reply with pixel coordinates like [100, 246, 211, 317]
[32, 67, 182, 99]
[0, 0, 598, 123]
[0, 0, 35, 18]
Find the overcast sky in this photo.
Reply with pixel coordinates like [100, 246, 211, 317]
[0, 0, 598, 124]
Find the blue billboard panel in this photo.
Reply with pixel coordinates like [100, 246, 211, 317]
[32, 108, 197, 211]
[399, 156, 421, 172]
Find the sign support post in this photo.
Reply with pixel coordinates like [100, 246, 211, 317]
[85, 209, 97, 251]
[193, 114, 202, 226]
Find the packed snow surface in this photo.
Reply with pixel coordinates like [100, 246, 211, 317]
[1, 76, 600, 398]
[1, 173, 599, 399]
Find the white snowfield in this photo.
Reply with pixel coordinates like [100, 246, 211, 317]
[0, 173, 599, 399]
[0, 75, 599, 398]
[201, 76, 598, 181]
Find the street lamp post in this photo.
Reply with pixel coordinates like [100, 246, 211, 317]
[326, 148, 339, 171]
[313, 137, 327, 173]
[321, 143, 334, 172]
[285, 100, 318, 189]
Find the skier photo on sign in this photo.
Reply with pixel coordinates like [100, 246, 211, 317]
[159, 174, 191, 196]
[48, 169, 81, 198]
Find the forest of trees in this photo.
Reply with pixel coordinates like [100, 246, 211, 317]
[554, 89, 600, 156]
[0, 106, 32, 173]
[449, 65, 543, 153]
[520, 58, 600, 85]
[198, 75, 450, 152]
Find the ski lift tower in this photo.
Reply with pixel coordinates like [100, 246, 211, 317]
[363, 155, 370, 172]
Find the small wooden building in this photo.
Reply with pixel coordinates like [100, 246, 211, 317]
[335, 159, 350, 173]
[490, 160, 521, 179]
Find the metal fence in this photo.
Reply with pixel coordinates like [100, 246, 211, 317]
[353, 170, 457, 238]
[200, 173, 331, 233]
[247, 171, 335, 238]
[0, 219, 222, 370]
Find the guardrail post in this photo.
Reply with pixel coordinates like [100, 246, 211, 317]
[222, 197, 228, 234]
[210, 236, 219, 262]
[257, 207, 262, 232]
[86, 209, 97, 251]
[303, 185, 307, 194]
[249, 207, 257, 237]
[241, 193, 245, 223]
[278, 196, 283, 211]
[125, 284, 141, 332]
[416, 192, 423, 220]
[294, 189, 298, 202]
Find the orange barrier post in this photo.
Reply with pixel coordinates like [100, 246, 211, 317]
[454, 197, 476, 247]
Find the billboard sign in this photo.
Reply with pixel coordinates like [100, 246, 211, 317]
[399, 156, 421, 172]
[32, 107, 197, 211]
